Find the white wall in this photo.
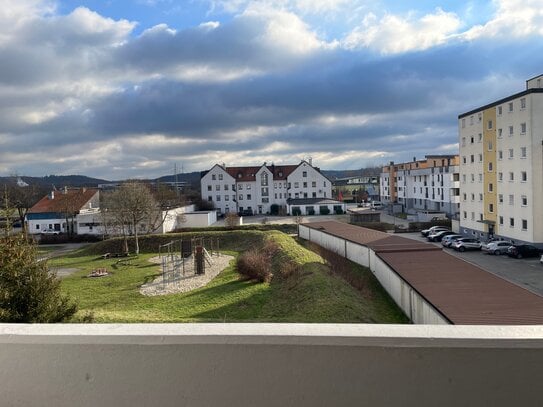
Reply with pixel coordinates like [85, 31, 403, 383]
[177, 211, 217, 228]
[299, 225, 450, 325]
[2, 324, 543, 407]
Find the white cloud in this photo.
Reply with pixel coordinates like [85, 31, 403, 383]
[343, 8, 461, 54]
[462, 0, 543, 40]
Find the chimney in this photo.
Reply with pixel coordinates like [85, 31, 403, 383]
[62, 186, 68, 194]
[413, 157, 416, 162]
[309, 157, 312, 166]
[49, 191, 55, 200]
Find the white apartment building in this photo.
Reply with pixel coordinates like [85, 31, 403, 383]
[458, 74, 543, 245]
[380, 155, 460, 217]
[200, 161, 333, 215]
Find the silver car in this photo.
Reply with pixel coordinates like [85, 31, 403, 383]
[452, 238, 482, 252]
[482, 241, 513, 255]
[441, 234, 462, 248]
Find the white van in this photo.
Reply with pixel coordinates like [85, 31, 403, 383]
[370, 201, 384, 210]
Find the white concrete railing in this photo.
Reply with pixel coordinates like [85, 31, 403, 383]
[1, 323, 543, 407]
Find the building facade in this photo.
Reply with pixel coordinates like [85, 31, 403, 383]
[200, 161, 333, 215]
[458, 74, 543, 245]
[380, 155, 460, 217]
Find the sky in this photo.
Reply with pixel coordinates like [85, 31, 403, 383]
[1, 0, 543, 180]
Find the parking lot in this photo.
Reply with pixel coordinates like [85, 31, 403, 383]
[400, 232, 543, 296]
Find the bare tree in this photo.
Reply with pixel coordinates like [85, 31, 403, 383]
[0, 180, 45, 236]
[102, 182, 162, 255]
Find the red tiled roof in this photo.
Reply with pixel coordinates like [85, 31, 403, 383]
[302, 221, 543, 325]
[225, 164, 300, 182]
[28, 188, 98, 214]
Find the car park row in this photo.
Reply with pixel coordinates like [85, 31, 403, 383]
[422, 225, 543, 262]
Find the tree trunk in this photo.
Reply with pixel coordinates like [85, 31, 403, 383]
[134, 223, 140, 255]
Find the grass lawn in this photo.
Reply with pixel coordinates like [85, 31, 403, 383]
[54, 230, 408, 323]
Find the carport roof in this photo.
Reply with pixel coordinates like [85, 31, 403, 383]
[301, 221, 543, 325]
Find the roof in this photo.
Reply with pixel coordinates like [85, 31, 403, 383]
[302, 221, 543, 325]
[287, 198, 343, 206]
[28, 188, 98, 214]
[458, 88, 543, 119]
[225, 164, 301, 182]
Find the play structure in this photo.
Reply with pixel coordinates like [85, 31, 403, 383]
[158, 237, 220, 288]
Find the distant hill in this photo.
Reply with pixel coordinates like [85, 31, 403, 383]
[322, 167, 381, 180]
[0, 174, 111, 188]
[154, 171, 201, 188]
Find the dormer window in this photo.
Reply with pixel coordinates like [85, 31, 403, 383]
[238, 173, 242, 179]
[278, 171, 283, 177]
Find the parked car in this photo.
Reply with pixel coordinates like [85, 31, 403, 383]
[506, 245, 542, 259]
[441, 234, 463, 248]
[239, 208, 254, 216]
[452, 238, 482, 252]
[41, 230, 60, 235]
[540, 254, 543, 264]
[427, 230, 455, 242]
[421, 226, 449, 237]
[482, 241, 513, 255]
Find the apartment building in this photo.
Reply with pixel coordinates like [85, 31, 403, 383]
[380, 155, 460, 217]
[458, 74, 543, 245]
[200, 160, 332, 215]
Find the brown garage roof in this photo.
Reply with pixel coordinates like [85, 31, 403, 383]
[302, 221, 543, 325]
[29, 188, 98, 214]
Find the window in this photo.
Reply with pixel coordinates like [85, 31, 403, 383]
[303, 182, 307, 188]
[522, 219, 528, 230]
[470, 155, 474, 163]
[509, 194, 514, 205]
[312, 181, 316, 187]
[470, 115, 474, 125]
[247, 184, 251, 190]
[246, 194, 251, 200]
[488, 183, 493, 192]
[478, 113, 482, 122]
[508, 102, 513, 112]
[212, 174, 216, 180]
[509, 148, 514, 158]
[261, 172, 268, 186]
[509, 172, 514, 182]
[208, 196, 212, 202]
[510, 218, 515, 227]
[498, 128, 503, 138]
[521, 171, 527, 182]
[509, 126, 514, 136]
[488, 140, 493, 151]
[498, 194, 503, 204]
[521, 195, 527, 206]
[294, 182, 299, 188]
[478, 133, 482, 142]
[239, 194, 243, 200]
[218, 174, 223, 180]
[521, 147, 527, 158]
[470, 136, 474, 144]
[471, 173, 475, 182]
[216, 195, 221, 201]
[498, 172, 503, 182]
[498, 150, 503, 160]
[478, 173, 483, 182]
[232, 184, 236, 191]
[302, 171, 307, 177]
[471, 193, 475, 201]
[489, 203, 494, 213]
[224, 184, 229, 190]
[462, 174, 466, 183]
[478, 154, 483, 163]
[463, 193, 467, 201]
[498, 106, 502, 115]
[462, 156, 467, 164]
[262, 198, 269, 203]
[225, 195, 229, 201]
[521, 98, 526, 109]
[463, 211, 467, 219]
[471, 212, 475, 220]
[261, 187, 269, 196]
[215, 185, 220, 191]
[207, 185, 212, 191]
[487, 120, 493, 130]
[462, 137, 466, 146]
[499, 216, 503, 225]
[521, 122, 526, 134]
[238, 184, 243, 190]
[479, 193, 483, 201]
[462, 118, 466, 128]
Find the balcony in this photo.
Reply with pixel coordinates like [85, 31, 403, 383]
[1, 324, 543, 406]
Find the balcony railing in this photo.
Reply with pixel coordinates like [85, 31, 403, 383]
[1, 324, 543, 406]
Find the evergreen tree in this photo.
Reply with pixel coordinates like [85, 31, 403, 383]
[0, 235, 77, 322]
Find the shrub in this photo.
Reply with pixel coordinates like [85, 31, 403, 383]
[225, 212, 240, 229]
[0, 235, 77, 322]
[306, 207, 315, 216]
[291, 207, 301, 216]
[237, 240, 278, 283]
[319, 206, 330, 215]
[270, 204, 279, 215]
[334, 208, 344, 215]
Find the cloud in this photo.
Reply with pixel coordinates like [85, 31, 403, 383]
[343, 8, 462, 54]
[462, 0, 543, 40]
